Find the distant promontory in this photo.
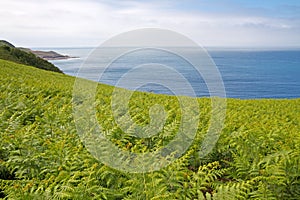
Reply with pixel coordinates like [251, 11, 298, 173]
[0, 40, 64, 73]
[20, 48, 76, 60]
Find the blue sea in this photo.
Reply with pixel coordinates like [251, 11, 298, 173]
[41, 47, 300, 99]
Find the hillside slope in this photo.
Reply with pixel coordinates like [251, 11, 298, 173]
[0, 41, 62, 73]
[0, 59, 299, 199]
[0, 40, 15, 48]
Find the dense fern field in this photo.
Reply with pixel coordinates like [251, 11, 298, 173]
[0, 59, 300, 199]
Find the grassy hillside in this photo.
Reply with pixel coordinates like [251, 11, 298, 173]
[0, 59, 299, 199]
[0, 41, 62, 73]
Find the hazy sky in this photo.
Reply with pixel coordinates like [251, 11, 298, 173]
[1, 0, 300, 47]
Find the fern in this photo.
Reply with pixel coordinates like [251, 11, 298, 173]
[1, 59, 300, 199]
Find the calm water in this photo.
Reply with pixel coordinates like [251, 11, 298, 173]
[43, 47, 300, 99]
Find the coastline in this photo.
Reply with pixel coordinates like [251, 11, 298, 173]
[19, 47, 78, 60]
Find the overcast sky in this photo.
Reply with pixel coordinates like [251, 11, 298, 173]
[1, 0, 300, 47]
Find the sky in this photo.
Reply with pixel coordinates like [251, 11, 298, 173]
[0, 0, 300, 47]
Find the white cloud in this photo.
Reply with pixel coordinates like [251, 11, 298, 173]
[0, 0, 299, 47]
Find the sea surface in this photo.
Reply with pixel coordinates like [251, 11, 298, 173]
[39, 47, 300, 99]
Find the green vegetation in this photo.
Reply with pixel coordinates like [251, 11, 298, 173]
[0, 40, 15, 48]
[0, 59, 299, 199]
[0, 41, 62, 73]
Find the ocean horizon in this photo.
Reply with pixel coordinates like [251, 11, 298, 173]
[41, 47, 300, 99]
